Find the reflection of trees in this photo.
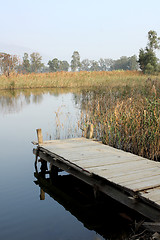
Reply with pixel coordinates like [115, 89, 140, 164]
[24, 95, 31, 105]
[0, 95, 23, 114]
[0, 88, 82, 115]
[32, 94, 43, 104]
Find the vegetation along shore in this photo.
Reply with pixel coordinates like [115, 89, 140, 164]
[0, 70, 160, 90]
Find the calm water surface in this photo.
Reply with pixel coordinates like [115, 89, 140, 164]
[0, 89, 133, 240]
[0, 89, 106, 240]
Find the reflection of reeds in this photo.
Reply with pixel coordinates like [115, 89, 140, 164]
[80, 83, 160, 161]
[54, 105, 82, 140]
[0, 71, 160, 89]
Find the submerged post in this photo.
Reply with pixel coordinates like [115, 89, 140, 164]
[86, 124, 94, 139]
[36, 128, 43, 144]
[40, 188, 45, 200]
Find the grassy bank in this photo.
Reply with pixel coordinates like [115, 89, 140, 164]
[0, 70, 160, 90]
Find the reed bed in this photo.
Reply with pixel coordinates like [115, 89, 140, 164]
[80, 80, 160, 161]
[0, 70, 159, 90]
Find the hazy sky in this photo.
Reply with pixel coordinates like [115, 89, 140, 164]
[1, 0, 160, 64]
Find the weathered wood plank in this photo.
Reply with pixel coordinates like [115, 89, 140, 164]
[89, 166, 160, 180]
[140, 187, 160, 202]
[87, 161, 158, 176]
[72, 158, 148, 170]
[106, 168, 160, 184]
[125, 176, 160, 191]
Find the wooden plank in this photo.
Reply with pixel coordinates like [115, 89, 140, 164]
[87, 160, 158, 175]
[108, 168, 160, 185]
[41, 138, 146, 157]
[42, 146, 119, 157]
[140, 187, 160, 202]
[124, 176, 160, 191]
[41, 144, 150, 164]
[40, 138, 101, 147]
[43, 143, 142, 157]
[71, 158, 147, 170]
[120, 174, 160, 186]
[71, 157, 143, 168]
[89, 166, 160, 180]
[154, 200, 160, 205]
[41, 140, 98, 150]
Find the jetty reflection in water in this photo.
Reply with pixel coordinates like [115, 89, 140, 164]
[34, 160, 138, 240]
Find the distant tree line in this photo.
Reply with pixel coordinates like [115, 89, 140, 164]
[0, 30, 160, 76]
[0, 51, 139, 77]
[48, 51, 139, 72]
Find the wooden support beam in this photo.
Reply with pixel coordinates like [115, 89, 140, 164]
[36, 128, 43, 144]
[142, 222, 160, 233]
[50, 164, 59, 179]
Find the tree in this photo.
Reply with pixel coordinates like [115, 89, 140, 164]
[22, 53, 30, 73]
[98, 58, 114, 71]
[48, 58, 69, 72]
[138, 30, 160, 74]
[147, 30, 160, 50]
[30, 52, 43, 73]
[110, 56, 138, 71]
[48, 58, 59, 72]
[59, 60, 69, 71]
[80, 59, 91, 71]
[0, 53, 19, 76]
[90, 60, 100, 71]
[138, 48, 158, 74]
[71, 51, 81, 71]
[128, 55, 139, 70]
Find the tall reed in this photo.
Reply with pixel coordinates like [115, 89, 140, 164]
[80, 82, 160, 160]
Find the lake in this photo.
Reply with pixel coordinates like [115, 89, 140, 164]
[0, 89, 135, 240]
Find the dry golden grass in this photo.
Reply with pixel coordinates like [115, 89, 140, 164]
[0, 70, 159, 90]
[80, 80, 160, 161]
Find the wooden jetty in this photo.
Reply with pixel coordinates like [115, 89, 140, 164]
[33, 129, 160, 222]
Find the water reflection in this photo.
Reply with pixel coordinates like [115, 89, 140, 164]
[0, 88, 146, 240]
[0, 89, 82, 140]
[0, 88, 82, 115]
[34, 160, 138, 240]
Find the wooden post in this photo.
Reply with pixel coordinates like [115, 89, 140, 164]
[40, 188, 45, 200]
[86, 124, 94, 139]
[50, 164, 59, 179]
[36, 128, 43, 144]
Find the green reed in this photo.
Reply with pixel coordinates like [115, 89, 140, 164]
[80, 83, 160, 160]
